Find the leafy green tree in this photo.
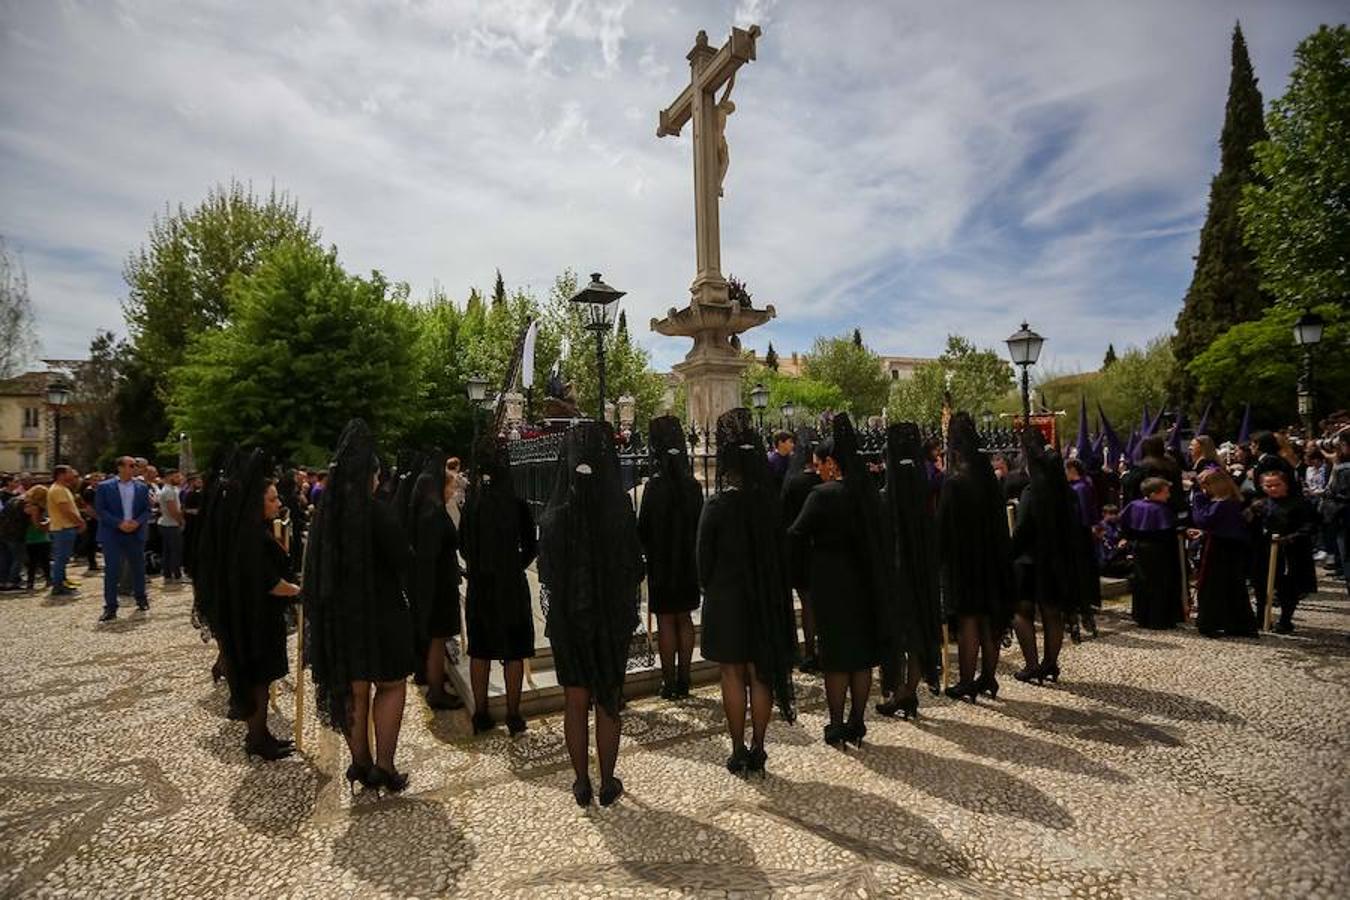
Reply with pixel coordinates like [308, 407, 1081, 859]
[1102, 343, 1117, 370]
[739, 364, 844, 426]
[168, 241, 419, 463]
[1241, 25, 1350, 308]
[114, 357, 171, 464]
[0, 237, 37, 378]
[66, 330, 127, 469]
[888, 335, 1013, 424]
[1171, 23, 1272, 411]
[803, 334, 890, 418]
[1188, 302, 1349, 428]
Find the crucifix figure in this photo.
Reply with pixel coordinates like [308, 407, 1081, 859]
[657, 25, 761, 307]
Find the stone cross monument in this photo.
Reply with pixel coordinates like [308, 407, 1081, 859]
[650, 25, 775, 430]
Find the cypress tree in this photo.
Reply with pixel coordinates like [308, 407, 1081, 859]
[616, 309, 629, 339]
[765, 342, 779, 371]
[492, 268, 506, 307]
[1102, 343, 1117, 369]
[852, 327, 864, 348]
[1171, 22, 1272, 411]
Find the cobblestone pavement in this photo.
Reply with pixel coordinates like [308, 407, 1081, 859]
[1, 576, 1346, 899]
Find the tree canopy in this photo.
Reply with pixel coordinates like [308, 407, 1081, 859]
[1171, 23, 1271, 412]
[802, 333, 890, 419]
[888, 335, 1013, 425]
[0, 237, 37, 379]
[1241, 25, 1350, 308]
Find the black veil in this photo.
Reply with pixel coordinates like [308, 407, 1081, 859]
[779, 425, 819, 499]
[191, 444, 237, 641]
[462, 435, 519, 580]
[303, 419, 380, 732]
[885, 422, 943, 684]
[1015, 428, 1093, 629]
[714, 409, 797, 721]
[537, 421, 642, 717]
[938, 412, 1015, 628]
[640, 415, 703, 607]
[407, 451, 455, 645]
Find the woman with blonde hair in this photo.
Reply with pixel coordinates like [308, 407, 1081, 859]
[1188, 435, 1222, 474]
[1188, 467, 1257, 637]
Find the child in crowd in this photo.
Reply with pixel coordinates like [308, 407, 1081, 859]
[1248, 469, 1318, 634]
[1097, 504, 1132, 577]
[1120, 478, 1182, 630]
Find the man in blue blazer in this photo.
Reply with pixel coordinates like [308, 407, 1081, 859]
[95, 456, 152, 622]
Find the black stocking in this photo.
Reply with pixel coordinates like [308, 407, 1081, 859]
[345, 680, 373, 768]
[244, 683, 270, 744]
[1041, 605, 1064, 666]
[848, 669, 871, 727]
[898, 655, 922, 700]
[563, 687, 591, 786]
[956, 616, 980, 683]
[595, 703, 621, 787]
[470, 657, 490, 716]
[503, 660, 524, 718]
[799, 590, 817, 660]
[676, 612, 694, 684]
[1013, 602, 1039, 669]
[978, 618, 1001, 680]
[746, 663, 772, 749]
[719, 663, 748, 749]
[823, 671, 848, 726]
[372, 679, 405, 771]
[425, 639, 448, 700]
[657, 614, 678, 685]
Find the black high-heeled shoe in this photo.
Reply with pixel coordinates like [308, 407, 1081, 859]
[875, 695, 919, 720]
[726, 744, 751, 775]
[747, 744, 767, 777]
[658, 681, 678, 700]
[245, 735, 294, 761]
[472, 711, 497, 734]
[1014, 665, 1039, 683]
[211, 661, 224, 684]
[506, 713, 527, 736]
[944, 680, 980, 702]
[345, 762, 371, 794]
[1036, 661, 1060, 684]
[845, 719, 867, 747]
[367, 766, 409, 794]
[823, 722, 849, 747]
[975, 673, 1000, 699]
[598, 777, 624, 807]
[675, 676, 690, 698]
[572, 777, 593, 807]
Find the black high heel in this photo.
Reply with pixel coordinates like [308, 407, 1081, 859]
[367, 766, 409, 794]
[506, 713, 527, 736]
[877, 695, 919, 720]
[747, 745, 767, 777]
[472, 711, 497, 734]
[244, 735, 294, 761]
[598, 777, 624, 807]
[1037, 662, 1060, 684]
[345, 762, 371, 794]
[675, 676, 690, 698]
[823, 722, 849, 747]
[726, 744, 750, 775]
[210, 661, 224, 684]
[572, 777, 593, 807]
[1014, 666, 1039, 683]
[944, 680, 980, 702]
[846, 719, 867, 747]
[975, 674, 1000, 699]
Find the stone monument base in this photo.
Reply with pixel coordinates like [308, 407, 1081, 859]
[673, 352, 750, 431]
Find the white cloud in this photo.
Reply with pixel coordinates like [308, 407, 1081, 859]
[0, 0, 1341, 378]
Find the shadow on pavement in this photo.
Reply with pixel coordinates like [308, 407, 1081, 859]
[918, 717, 1130, 784]
[332, 798, 474, 895]
[1049, 680, 1243, 724]
[990, 697, 1184, 749]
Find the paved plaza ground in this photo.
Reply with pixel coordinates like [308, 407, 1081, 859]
[1, 576, 1347, 899]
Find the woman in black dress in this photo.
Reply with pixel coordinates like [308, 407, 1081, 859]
[304, 420, 416, 793]
[1010, 430, 1093, 685]
[202, 449, 301, 760]
[789, 413, 891, 747]
[407, 452, 463, 710]
[780, 427, 823, 671]
[462, 438, 537, 735]
[698, 409, 797, 775]
[1188, 466, 1258, 637]
[637, 416, 703, 700]
[538, 422, 642, 807]
[876, 422, 942, 719]
[938, 412, 1015, 702]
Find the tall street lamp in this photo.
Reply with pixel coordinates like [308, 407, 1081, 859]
[780, 398, 795, 430]
[467, 373, 488, 461]
[981, 409, 994, 432]
[46, 376, 72, 469]
[1292, 310, 1324, 440]
[1005, 321, 1045, 424]
[568, 272, 625, 421]
[751, 382, 769, 431]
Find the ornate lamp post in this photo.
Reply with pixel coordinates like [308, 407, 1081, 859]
[567, 273, 625, 421]
[1292, 310, 1324, 440]
[780, 398, 795, 430]
[46, 376, 72, 469]
[981, 409, 994, 432]
[750, 381, 769, 431]
[1005, 321, 1045, 424]
[467, 373, 488, 455]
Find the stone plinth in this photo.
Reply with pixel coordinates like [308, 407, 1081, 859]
[652, 299, 775, 427]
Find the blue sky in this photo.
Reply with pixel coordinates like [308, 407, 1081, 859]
[1, 0, 1343, 374]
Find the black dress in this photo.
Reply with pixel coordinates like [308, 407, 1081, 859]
[781, 470, 822, 593]
[698, 489, 758, 662]
[637, 472, 703, 614]
[361, 500, 417, 681]
[788, 480, 881, 672]
[245, 532, 290, 685]
[463, 493, 537, 661]
[1195, 536, 1257, 636]
[411, 505, 461, 640]
[937, 473, 1016, 626]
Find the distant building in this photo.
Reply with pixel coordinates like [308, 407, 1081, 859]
[744, 349, 935, 381]
[0, 361, 84, 475]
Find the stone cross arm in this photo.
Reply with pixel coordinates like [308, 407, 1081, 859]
[656, 25, 761, 138]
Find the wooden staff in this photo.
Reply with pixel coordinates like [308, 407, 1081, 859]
[1005, 503, 1016, 537]
[940, 623, 950, 691]
[1264, 535, 1280, 631]
[293, 602, 305, 753]
[1176, 532, 1191, 622]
